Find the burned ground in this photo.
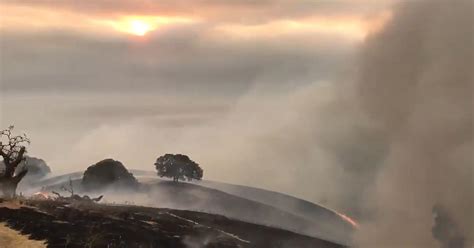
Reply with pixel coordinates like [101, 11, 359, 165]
[0, 199, 344, 248]
[32, 177, 354, 245]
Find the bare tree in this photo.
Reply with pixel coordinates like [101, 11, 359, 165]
[61, 177, 75, 196]
[0, 125, 30, 197]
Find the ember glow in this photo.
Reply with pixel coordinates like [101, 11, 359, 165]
[336, 212, 359, 229]
[32, 191, 51, 200]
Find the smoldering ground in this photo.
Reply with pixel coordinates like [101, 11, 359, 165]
[30, 175, 354, 245]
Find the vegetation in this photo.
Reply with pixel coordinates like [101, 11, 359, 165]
[82, 158, 139, 190]
[155, 154, 203, 182]
[0, 125, 30, 197]
[52, 177, 103, 203]
[17, 156, 51, 179]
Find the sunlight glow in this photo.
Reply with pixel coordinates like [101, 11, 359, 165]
[130, 20, 153, 36]
[106, 16, 195, 36]
[215, 13, 392, 41]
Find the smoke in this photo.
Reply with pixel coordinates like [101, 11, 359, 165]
[353, 0, 473, 247]
[51, 81, 383, 218]
[9, 0, 471, 246]
[432, 204, 466, 248]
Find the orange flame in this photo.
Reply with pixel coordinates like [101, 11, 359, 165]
[32, 191, 50, 199]
[336, 212, 359, 229]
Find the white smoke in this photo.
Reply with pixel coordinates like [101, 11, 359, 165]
[354, 0, 473, 247]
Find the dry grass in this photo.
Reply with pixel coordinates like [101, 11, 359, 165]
[0, 199, 23, 209]
[0, 223, 46, 248]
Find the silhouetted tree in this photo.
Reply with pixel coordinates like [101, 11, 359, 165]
[0, 125, 30, 197]
[82, 159, 139, 191]
[154, 154, 203, 182]
[0, 156, 51, 188]
[16, 156, 51, 179]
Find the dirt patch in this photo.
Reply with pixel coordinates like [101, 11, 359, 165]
[0, 223, 46, 248]
[0, 199, 24, 209]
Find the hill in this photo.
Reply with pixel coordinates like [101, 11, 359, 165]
[27, 171, 353, 245]
[143, 181, 344, 242]
[0, 199, 343, 248]
[194, 180, 355, 242]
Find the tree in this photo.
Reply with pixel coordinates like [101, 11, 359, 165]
[0, 125, 30, 197]
[0, 156, 51, 188]
[82, 159, 139, 191]
[14, 156, 51, 180]
[154, 154, 203, 182]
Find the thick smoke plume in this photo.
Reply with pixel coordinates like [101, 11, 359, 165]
[354, 0, 473, 247]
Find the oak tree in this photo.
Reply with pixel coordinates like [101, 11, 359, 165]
[155, 154, 203, 182]
[0, 126, 30, 197]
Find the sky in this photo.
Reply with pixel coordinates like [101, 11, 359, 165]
[0, 0, 391, 175]
[0, 0, 390, 212]
[1, 1, 473, 246]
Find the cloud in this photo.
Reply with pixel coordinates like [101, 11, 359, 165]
[0, 0, 393, 44]
[0, 23, 355, 94]
[2, 0, 392, 23]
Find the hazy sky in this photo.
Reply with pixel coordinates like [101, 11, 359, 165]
[0, 1, 395, 206]
[0, 2, 390, 158]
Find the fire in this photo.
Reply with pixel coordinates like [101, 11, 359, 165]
[32, 191, 50, 200]
[336, 212, 359, 229]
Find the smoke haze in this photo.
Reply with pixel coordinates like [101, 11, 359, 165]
[1, 0, 472, 246]
[354, 0, 473, 247]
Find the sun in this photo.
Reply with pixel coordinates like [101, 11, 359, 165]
[129, 20, 152, 36]
[103, 16, 195, 37]
[108, 18, 156, 36]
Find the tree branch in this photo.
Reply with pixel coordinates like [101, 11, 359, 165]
[11, 147, 26, 166]
[0, 143, 8, 159]
[12, 169, 28, 184]
[52, 191, 63, 198]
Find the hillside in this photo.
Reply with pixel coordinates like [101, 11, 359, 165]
[194, 180, 355, 241]
[27, 171, 353, 245]
[0, 199, 343, 248]
[145, 181, 340, 241]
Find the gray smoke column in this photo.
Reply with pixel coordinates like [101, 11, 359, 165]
[432, 204, 466, 248]
[354, 0, 473, 247]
